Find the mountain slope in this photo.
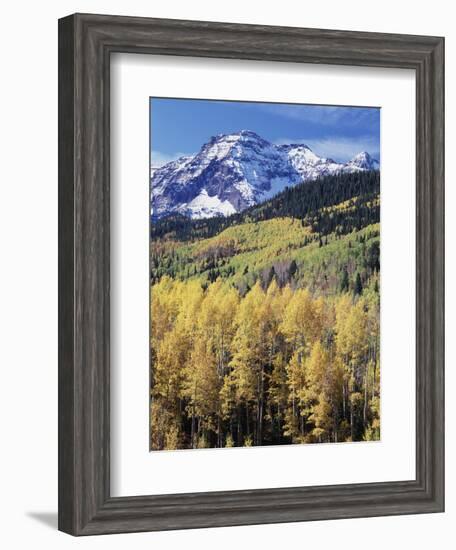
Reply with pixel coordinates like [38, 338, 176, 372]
[151, 169, 380, 243]
[151, 130, 379, 220]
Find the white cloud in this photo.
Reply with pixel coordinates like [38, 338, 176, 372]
[150, 150, 194, 168]
[274, 136, 380, 163]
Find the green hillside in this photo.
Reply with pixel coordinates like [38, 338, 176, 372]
[151, 169, 380, 297]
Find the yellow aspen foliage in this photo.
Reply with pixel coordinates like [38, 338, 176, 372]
[281, 289, 322, 352]
[150, 275, 380, 449]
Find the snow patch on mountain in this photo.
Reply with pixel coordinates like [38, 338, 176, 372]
[177, 189, 237, 219]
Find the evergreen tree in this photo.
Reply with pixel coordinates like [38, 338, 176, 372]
[288, 259, 297, 280]
[354, 272, 363, 295]
[340, 267, 350, 293]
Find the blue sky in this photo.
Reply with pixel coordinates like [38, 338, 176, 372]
[150, 98, 380, 166]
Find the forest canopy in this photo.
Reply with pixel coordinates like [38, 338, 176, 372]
[150, 169, 380, 450]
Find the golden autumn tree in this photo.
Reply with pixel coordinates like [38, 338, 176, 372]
[335, 295, 370, 441]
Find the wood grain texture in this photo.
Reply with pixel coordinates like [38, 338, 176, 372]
[58, 15, 76, 535]
[58, 13, 445, 535]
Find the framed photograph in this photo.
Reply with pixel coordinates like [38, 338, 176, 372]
[58, 13, 444, 535]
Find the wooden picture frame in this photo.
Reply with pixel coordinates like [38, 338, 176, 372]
[58, 13, 444, 535]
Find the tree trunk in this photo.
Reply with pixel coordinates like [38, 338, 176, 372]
[237, 405, 242, 446]
[258, 366, 264, 445]
[350, 401, 354, 440]
[342, 382, 346, 419]
[191, 410, 196, 448]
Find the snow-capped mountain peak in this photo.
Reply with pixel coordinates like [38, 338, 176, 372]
[346, 151, 380, 171]
[151, 132, 379, 220]
[278, 143, 343, 181]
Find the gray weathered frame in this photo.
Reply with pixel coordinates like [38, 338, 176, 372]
[58, 13, 444, 536]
